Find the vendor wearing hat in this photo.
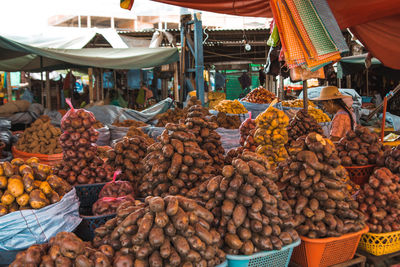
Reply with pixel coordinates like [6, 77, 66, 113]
[312, 86, 356, 141]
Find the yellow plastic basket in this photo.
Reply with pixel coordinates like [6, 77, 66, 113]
[358, 230, 400, 256]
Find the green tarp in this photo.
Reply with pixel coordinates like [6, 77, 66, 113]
[337, 54, 400, 81]
[0, 36, 179, 71]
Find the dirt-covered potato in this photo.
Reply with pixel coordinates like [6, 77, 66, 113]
[286, 109, 324, 146]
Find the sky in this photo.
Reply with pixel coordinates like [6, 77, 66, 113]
[0, 0, 268, 33]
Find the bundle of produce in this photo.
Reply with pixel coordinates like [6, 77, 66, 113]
[0, 157, 72, 216]
[239, 118, 256, 151]
[242, 86, 276, 104]
[210, 112, 241, 129]
[93, 121, 105, 129]
[278, 133, 366, 238]
[357, 167, 400, 233]
[99, 179, 135, 199]
[186, 105, 225, 170]
[191, 150, 299, 255]
[138, 123, 216, 197]
[107, 136, 152, 187]
[376, 145, 400, 173]
[254, 107, 289, 166]
[126, 126, 155, 144]
[308, 106, 331, 123]
[93, 196, 226, 266]
[54, 107, 114, 184]
[15, 115, 62, 155]
[112, 119, 147, 127]
[214, 100, 247, 114]
[92, 195, 138, 216]
[286, 109, 323, 145]
[10, 232, 116, 267]
[282, 99, 316, 108]
[336, 125, 383, 166]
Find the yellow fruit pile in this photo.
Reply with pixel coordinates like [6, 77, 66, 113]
[208, 91, 226, 109]
[0, 158, 72, 216]
[281, 99, 316, 108]
[16, 116, 62, 155]
[308, 106, 331, 123]
[254, 107, 289, 165]
[213, 100, 247, 114]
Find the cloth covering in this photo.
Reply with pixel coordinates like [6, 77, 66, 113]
[0, 100, 30, 117]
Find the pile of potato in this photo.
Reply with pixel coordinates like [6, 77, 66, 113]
[190, 151, 299, 254]
[0, 158, 72, 216]
[336, 125, 383, 166]
[93, 121, 105, 129]
[126, 126, 155, 145]
[138, 123, 216, 197]
[186, 105, 225, 170]
[112, 119, 147, 128]
[55, 109, 114, 185]
[16, 115, 62, 155]
[241, 87, 276, 104]
[10, 232, 117, 267]
[308, 107, 331, 123]
[93, 196, 226, 266]
[278, 133, 366, 238]
[281, 99, 316, 108]
[357, 168, 400, 233]
[239, 118, 257, 151]
[210, 112, 241, 129]
[155, 108, 187, 127]
[213, 100, 247, 114]
[287, 109, 323, 145]
[254, 107, 289, 166]
[92, 196, 138, 216]
[377, 145, 400, 173]
[107, 136, 152, 188]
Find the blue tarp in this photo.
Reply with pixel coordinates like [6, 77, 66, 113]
[0, 188, 81, 265]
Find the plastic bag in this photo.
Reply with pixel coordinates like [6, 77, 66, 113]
[99, 171, 135, 198]
[61, 98, 96, 132]
[109, 125, 130, 142]
[96, 126, 111, 146]
[92, 195, 135, 216]
[0, 188, 80, 265]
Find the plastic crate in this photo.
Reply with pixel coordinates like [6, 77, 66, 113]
[74, 183, 106, 215]
[226, 239, 301, 267]
[358, 230, 400, 256]
[344, 165, 375, 186]
[291, 226, 369, 267]
[74, 213, 116, 241]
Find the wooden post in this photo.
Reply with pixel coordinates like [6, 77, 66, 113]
[6, 73, 12, 102]
[45, 71, 51, 109]
[303, 81, 308, 110]
[173, 62, 179, 102]
[366, 69, 369, 96]
[95, 69, 100, 101]
[100, 69, 104, 100]
[346, 75, 351, 88]
[381, 96, 388, 142]
[88, 68, 94, 104]
[56, 82, 60, 110]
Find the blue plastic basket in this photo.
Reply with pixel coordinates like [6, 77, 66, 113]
[226, 239, 301, 267]
[74, 213, 116, 241]
[74, 183, 106, 215]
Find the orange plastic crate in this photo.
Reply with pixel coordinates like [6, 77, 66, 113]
[345, 165, 375, 186]
[291, 226, 369, 267]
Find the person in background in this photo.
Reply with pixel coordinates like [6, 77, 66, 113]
[312, 86, 356, 141]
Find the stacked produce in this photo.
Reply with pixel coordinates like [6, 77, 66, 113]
[186, 105, 225, 169]
[126, 126, 155, 144]
[155, 108, 186, 127]
[107, 136, 152, 187]
[192, 150, 299, 254]
[286, 109, 323, 145]
[377, 145, 400, 173]
[97, 146, 112, 160]
[112, 119, 147, 127]
[93, 196, 138, 216]
[214, 100, 247, 114]
[308, 106, 331, 123]
[16, 115, 62, 155]
[54, 109, 114, 184]
[254, 107, 289, 166]
[282, 99, 316, 108]
[241, 86, 276, 104]
[278, 133, 366, 238]
[0, 157, 72, 216]
[208, 91, 226, 109]
[336, 125, 383, 166]
[224, 147, 244, 165]
[357, 167, 400, 233]
[239, 118, 257, 152]
[10, 232, 117, 267]
[210, 112, 241, 129]
[93, 121, 105, 129]
[93, 196, 226, 266]
[138, 122, 216, 197]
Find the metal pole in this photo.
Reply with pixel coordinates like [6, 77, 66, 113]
[194, 13, 204, 105]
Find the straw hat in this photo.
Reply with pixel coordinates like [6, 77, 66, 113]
[311, 86, 351, 101]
